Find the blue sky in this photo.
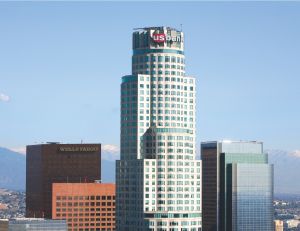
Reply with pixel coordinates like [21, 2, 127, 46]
[0, 2, 300, 155]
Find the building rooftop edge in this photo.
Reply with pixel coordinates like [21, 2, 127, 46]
[0, 218, 65, 221]
[201, 140, 263, 144]
[52, 182, 115, 185]
[133, 26, 180, 31]
[27, 143, 101, 147]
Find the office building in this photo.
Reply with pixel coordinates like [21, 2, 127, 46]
[274, 220, 283, 231]
[0, 218, 67, 231]
[116, 27, 202, 230]
[26, 143, 101, 218]
[52, 183, 115, 231]
[285, 219, 300, 229]
[201, 141, 274, 231]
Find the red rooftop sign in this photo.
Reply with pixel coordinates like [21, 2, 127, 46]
[152, 33, 166, 43]
[152, 33, 181, 43]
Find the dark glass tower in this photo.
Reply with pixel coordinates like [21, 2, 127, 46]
[26, 143, 101, 218]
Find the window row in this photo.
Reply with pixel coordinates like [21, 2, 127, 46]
[133, 63, 184, 70]
[56, 196, 115, 200]
[132, 55, 184, 64]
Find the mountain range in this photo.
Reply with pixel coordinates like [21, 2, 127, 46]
[267, 149, 300, 194]
[0, 147, 25, 190]
[0, 147, 299, 194]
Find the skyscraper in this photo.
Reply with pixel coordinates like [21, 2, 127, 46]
[201, 141, 274, 231]
[26, 143, 101, 218]
[116, 27, 202, 231]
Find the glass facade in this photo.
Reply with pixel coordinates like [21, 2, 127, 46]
[201, 141, 274, 231]
[230, 164, 274, 231]
[220, 152, 270, 231]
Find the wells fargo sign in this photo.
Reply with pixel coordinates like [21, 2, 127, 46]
[58, 146, 99, 152]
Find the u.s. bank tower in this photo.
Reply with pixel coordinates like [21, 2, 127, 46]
[116, 27, 202, 231]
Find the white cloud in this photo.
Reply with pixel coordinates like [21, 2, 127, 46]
[0, 93, 10, 102]
[9, 147, 26, 155]
[289, 150, 300, 158]
[102, 144, 120, 161]
[267, 149, 300, 159]
[102, 144, 119, 153]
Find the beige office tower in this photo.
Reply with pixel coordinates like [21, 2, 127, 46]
[116, 27, 202, 231]
[274, 220, 284, 231]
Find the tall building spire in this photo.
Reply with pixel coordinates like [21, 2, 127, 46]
[116, 27, 202, 231]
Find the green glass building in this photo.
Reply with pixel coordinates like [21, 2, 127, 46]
[201, 141, 274, 231]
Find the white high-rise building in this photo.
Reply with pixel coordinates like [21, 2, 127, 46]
[116, 27, 202, 231]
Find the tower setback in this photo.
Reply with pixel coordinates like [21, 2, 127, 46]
[116, 27, 202, 231]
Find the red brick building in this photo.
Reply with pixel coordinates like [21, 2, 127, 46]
[52, 183, 115, 231]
